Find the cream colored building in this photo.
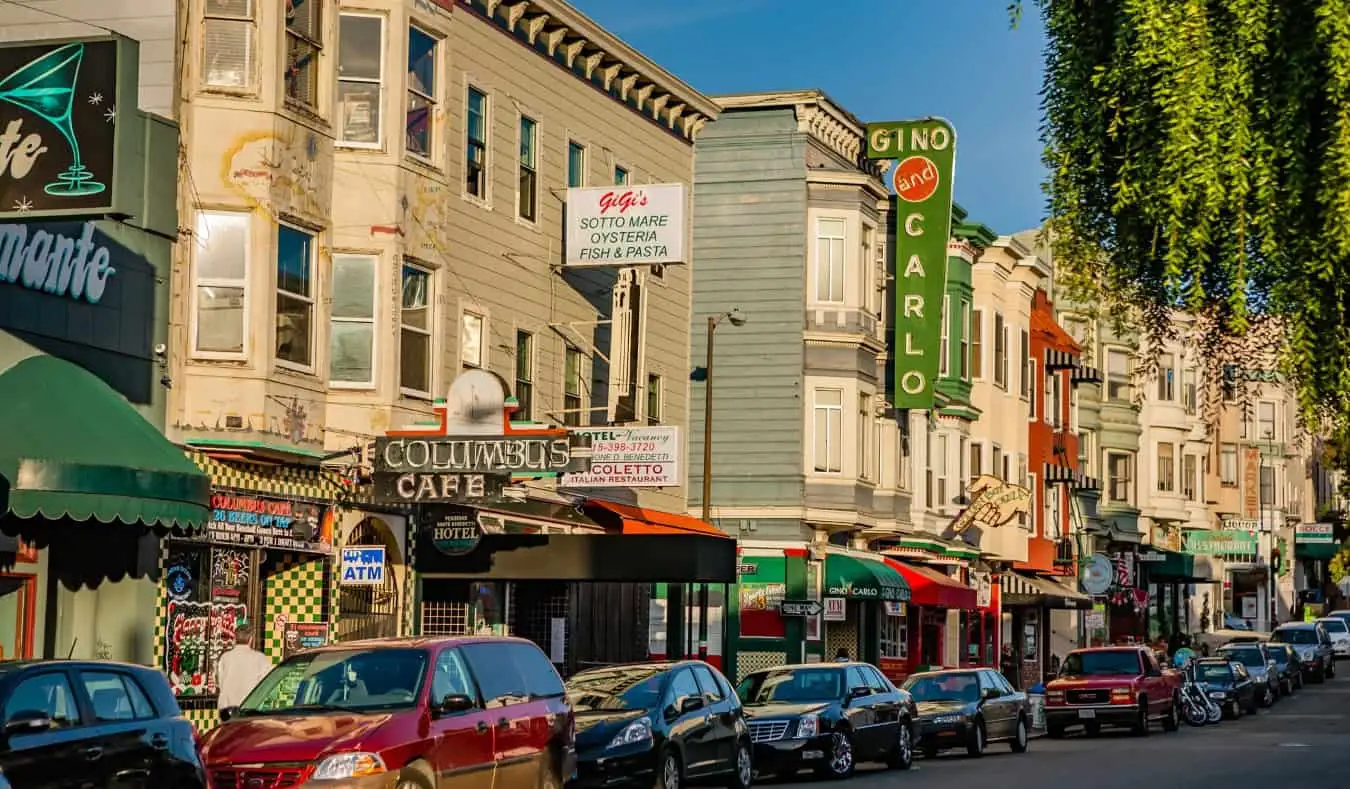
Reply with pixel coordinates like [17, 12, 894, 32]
[163, 0, 717, 515]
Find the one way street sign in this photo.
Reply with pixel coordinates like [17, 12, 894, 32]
[779, 600, 823, 617]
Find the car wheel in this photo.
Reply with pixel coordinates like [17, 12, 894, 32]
[886, 720, 914, 770]
[1260, 686, 1272, 708]
[1162, 699, 1180, 732]
[725, 739, 753, 789]
[1296, 672, 1305, 689]
[1328, 660, 1336, 679]
[1314, 663, 1327, 683]
[656, 748, 683, 789]
[395, 760, 435, 789]
[815, 731, 855, 780]
[1010, 715, 1030, 752]
[1132, 700, 1150, 736]
[966, 718, 987, 757]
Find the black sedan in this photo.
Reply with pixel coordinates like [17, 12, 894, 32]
[901, 668, 1031, 758]
[567, 660, 753, 789]
[735, 661, 916, 781]
[1193, 658, 1259, 718]
[1262, 641, 1303, 695]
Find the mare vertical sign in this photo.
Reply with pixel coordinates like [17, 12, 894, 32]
[866, 119, 957, 408]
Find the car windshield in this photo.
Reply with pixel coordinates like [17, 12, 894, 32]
[1059, 651, 1141, 677]
[1320, 619, 1349, 633]
[238, 648, 428, 714]
[1217, 648, 1264, 667]
[566, 666, 665, 712]
[738, 669, 842, 704]
[1271, 628, 1318, 645]
[1195, 664, 1233, 683]
[1264, 646, 1289, 664]
[901, 673, 980, 704]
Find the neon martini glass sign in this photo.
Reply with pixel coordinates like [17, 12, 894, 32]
[0, 42, 105, 197]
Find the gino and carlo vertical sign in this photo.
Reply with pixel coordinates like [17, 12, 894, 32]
[0, 38, 123, 217]
[866, 119, 957, 409]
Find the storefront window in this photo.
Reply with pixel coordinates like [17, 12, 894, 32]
[163, 544, 255, 697]
[878, 609, 907, 659]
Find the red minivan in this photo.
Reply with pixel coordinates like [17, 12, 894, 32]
[199, 636, 575, 789]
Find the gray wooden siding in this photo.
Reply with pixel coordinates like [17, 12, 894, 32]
[688, 108, 807, 513]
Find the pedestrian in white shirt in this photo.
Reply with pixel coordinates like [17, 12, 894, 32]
[216, 625, 273, 709]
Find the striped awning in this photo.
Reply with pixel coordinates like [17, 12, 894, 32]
[1000, 571, 1093, 610]
[1070, 365, 1103, 384]
[1043, 463, 1077, 485]
[1045, 349, 1079, 370]
[1072, 473, 1101, 491]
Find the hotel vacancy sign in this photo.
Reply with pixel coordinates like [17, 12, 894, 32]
[565, 184, 686, 266]
[560, 426, 681, 488]
[866, 119, 957, 408]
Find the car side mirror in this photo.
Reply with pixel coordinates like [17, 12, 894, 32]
[679, 695, 705, 715]
[849, 686, 871, 699]
[218, 706, 240, 722]
[982, 688, 1001, 701]
[437, 694, 477, 715]
[2, 710, 53, 736]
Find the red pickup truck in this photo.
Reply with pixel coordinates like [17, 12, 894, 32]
[1042, 646, 1181, 737]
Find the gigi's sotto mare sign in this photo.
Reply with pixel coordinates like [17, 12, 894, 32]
[564, 184, 686, 266]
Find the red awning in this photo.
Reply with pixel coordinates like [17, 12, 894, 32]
[885, 559, 978, 609]
[1031, 309, 1081, 354]
[584, 499, 732, 538]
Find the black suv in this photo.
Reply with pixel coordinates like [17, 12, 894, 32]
[0, 660, 205, 788]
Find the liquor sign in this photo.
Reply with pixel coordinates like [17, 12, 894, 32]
[560, 426, 680, 488]
[866, 119, 958, 408]
[564, 184, 686, 266]
[0, 39, 122, 217]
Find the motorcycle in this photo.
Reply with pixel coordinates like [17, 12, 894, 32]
[1179, 662, 1223, 726]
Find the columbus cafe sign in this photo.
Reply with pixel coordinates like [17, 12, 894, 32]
[371, 369, 593, 505]
[866, 119, 958, 410]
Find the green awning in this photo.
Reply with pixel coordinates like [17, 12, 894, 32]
[1295, 541, 1340, 560]
[824, 551, 911, 602]
[0, 332, 210, 531]
[1144, 549, 1200, 581]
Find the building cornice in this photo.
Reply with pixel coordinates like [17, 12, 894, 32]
[716, 89, 884, 183]
[463, 0, 720, 141]
[806, 169, 889, 200]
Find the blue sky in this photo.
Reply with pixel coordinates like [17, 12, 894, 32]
[572, 0, 1049, 235]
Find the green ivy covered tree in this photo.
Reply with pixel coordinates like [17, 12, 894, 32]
[1015, 0, 1350, 440]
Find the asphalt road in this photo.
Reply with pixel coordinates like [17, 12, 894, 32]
[772, 673, 1350, 789]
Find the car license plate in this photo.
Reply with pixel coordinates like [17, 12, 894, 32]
[1078, 709, 1096, 719]
[803, 750, 824, 760]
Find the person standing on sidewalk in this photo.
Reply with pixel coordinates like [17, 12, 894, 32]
[217, 624, 274, 709]
[1000, 644, 1019, 689]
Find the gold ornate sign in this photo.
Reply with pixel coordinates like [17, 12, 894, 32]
[951, 474, 1032, 535]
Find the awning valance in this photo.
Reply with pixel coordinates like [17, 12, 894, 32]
[1044, 348, 1078, 370]
[885, 559, 976, 609]
[1000, 571, 1092, 610]
[0, 332, 210, 532]
[825, 550, 911, 602]
[583, 499, 730, 538]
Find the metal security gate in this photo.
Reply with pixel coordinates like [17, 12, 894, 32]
[338, 519, 402, 641]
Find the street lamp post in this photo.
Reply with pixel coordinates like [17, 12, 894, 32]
[692, 308, 745, 661]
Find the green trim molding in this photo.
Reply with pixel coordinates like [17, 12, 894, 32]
[0, 334, 210, 530]
[824, 551, 911, 602]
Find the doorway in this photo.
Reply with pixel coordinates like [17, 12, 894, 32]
[0, 574, 37, 659]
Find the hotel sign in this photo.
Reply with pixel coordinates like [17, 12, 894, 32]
[866, 118, 957, 409]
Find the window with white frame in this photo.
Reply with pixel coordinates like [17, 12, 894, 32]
[192, 211, 249, 356]
[203, 0, 255, 89]
[283, 0, 322, 108]
[465, 87, 488, 198]
[970, 441, 983, 485]
[337, 14, 382, 145]
[1106, 348, 1131, 402]
[1061, 315, 1089, 345]
[971, 308, 984, 379]
[614, 165, 629, 185]
[898, 417, 912, 491]
[406, 27, 437, 159]
[567, 140, 586, 188]
[858, 394, 873, 481]
[815, 218, 846, 303]
[1258, 400, 1277, 440]
[399, 263, 432, 394]
[1183, 453, 1198, 501]
[862, 225, 876, 314]
[925, 428, 934, 504]
[879, 609, 907, 659]
[275, 224, 315, 368]
[812, 389, 844, 473]
[518, 115, 538, 221]
[1157, 442, 1175, 492]
[646, 374, 662, 425]
[1045, 367, 1061, 427]
[461, 311, 485, 370]
[1107, 452, 1134, 504]
[933, 433, 950, 509]
[1182, 368, 1197, 413]
[329, 254, 376, 385]
[1070, 384, 1080, 432]
[1260, 465, 1276, 506]
[1156, 352, 1176, 401]
[939, 294, 951, 377]
[992, 444, 1004, 481]
[993, 312, 1007, 388]
[1019, 328, 1030, 398]
[1045, 484, 1062, 539]
[1220, 443, 1238, 486]
[1025, 471, 1038, 529]
[1077, 430, 1095, 476]
[960, 300, 971, 381]
[514, 330, 534, 420]
[1028, 358, 1039, 420]
[958, 435, 969, 490]
[563, 346, 585, 427]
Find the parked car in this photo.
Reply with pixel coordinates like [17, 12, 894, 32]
[199, 636, 575, 789]
[1192, 658, 1260, 718]
[1315, 617, 1350, 660]
[1196, 628, 1269, 654]
[1042, 646, 1181, 737]
[1214, 643, 1280, 705]
[900, 668, 1030, 758]
[566, 660, 752, 789]
[1223, 613, 1253, 630]
[735, 662, 916, 780]
[1262, 641, 1303, 694]
[1323, 608, 1350, 630]
[0, 659, 206, 789]
[1269, 622, 1335, 682]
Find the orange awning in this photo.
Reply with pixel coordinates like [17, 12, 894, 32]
[1031, 309, 1081, 354]
[584, 499, 731, 538]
